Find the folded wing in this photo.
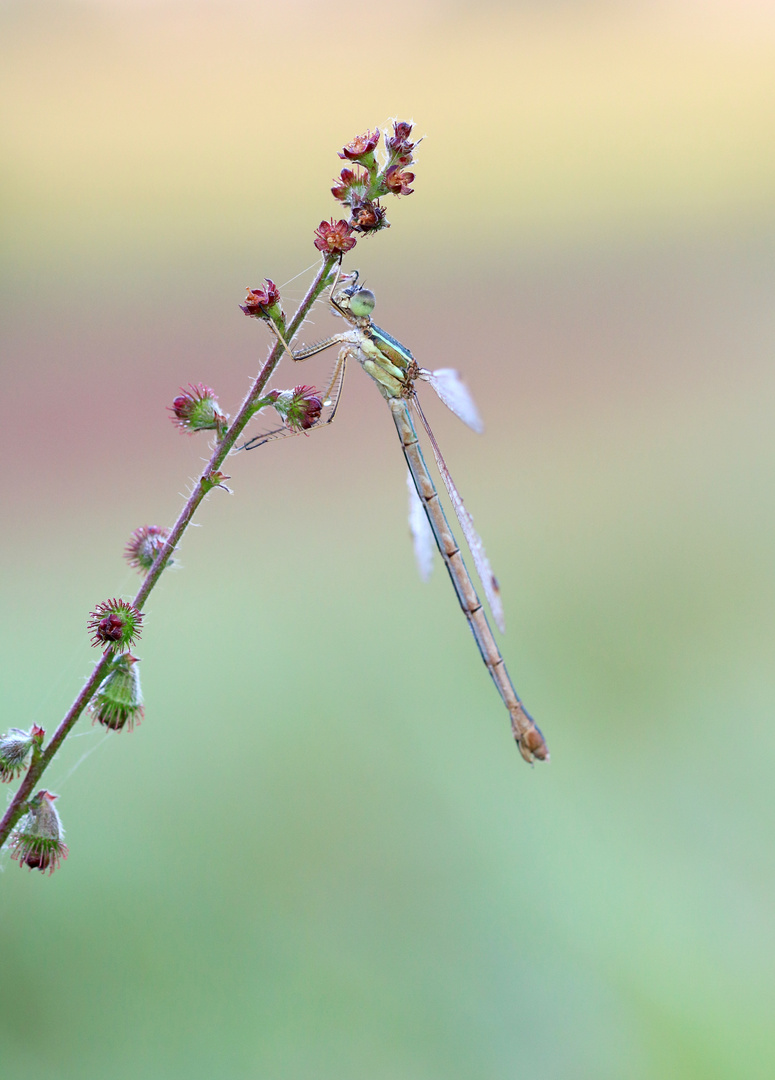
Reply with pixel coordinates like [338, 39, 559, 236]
[412, 398, 505, 633]
[423, 368, 484, 434]
[407, 470, 436, 582]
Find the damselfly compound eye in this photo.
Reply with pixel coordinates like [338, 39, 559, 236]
[349, 289, 375, 318]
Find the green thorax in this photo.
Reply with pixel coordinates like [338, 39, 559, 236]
[356, 321, 419, 400]
[368, 323, 414, 370]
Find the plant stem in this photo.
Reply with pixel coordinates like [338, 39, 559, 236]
[0, 254, 339, 851]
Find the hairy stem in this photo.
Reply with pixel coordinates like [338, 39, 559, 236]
[0, 254, 339, 850]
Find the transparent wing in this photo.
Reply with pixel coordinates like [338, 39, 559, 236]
[413, 399, 505, 632]
[407, 469, 435, 582]
[422, 368, 484, 434]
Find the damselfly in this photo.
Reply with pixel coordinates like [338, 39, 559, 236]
[244, 270, 548, 764]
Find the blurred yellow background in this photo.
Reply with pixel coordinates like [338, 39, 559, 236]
[2, 1, 775, 1077]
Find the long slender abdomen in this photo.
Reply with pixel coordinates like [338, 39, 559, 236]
[388, 398, 548, 763]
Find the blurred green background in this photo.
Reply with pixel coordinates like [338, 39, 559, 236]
[2, 1, 775, 1077]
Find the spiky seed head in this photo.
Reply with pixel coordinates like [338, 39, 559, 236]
[268, 385, 324, 433]
[10, 791, 69, 875]
[0, 726, 43, 783]
[124, 526, 174, 575]
[168, 384, 227, 435]
[88, 599, 144, 653]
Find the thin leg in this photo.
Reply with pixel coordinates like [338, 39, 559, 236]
[265, 256, 356, 363]
[263, 256, 349, 361]
[290, 333, 352, 362]
[240, 261, 355, 451]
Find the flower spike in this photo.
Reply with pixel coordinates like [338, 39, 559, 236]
[330, 120, 418, 236]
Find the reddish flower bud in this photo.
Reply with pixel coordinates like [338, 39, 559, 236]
[240, 279, 283, 319]
[338, 128, 380, 162]
[384, 166, 415, 196]
[124, 525, 174, 575]
[314, 219, 357, 255]
[97, 615, 123, 642]
[270, 385, 324, 433]
[331, 167, 370, 204]
[88, 599, 144, 653]
[168, 383, 227, 434]
[0, 726, 43, 783]
[291, 386, 323, 430]
[10, 791, 68, 875]
[385, 120, 415, 158]
[88, 653, 144, 732]
[388, 120, 413, 145]
[350, 199, 389, 233]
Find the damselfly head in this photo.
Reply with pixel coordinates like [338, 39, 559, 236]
[332, 271, 376, 319]
[331, 271, 359, 311]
